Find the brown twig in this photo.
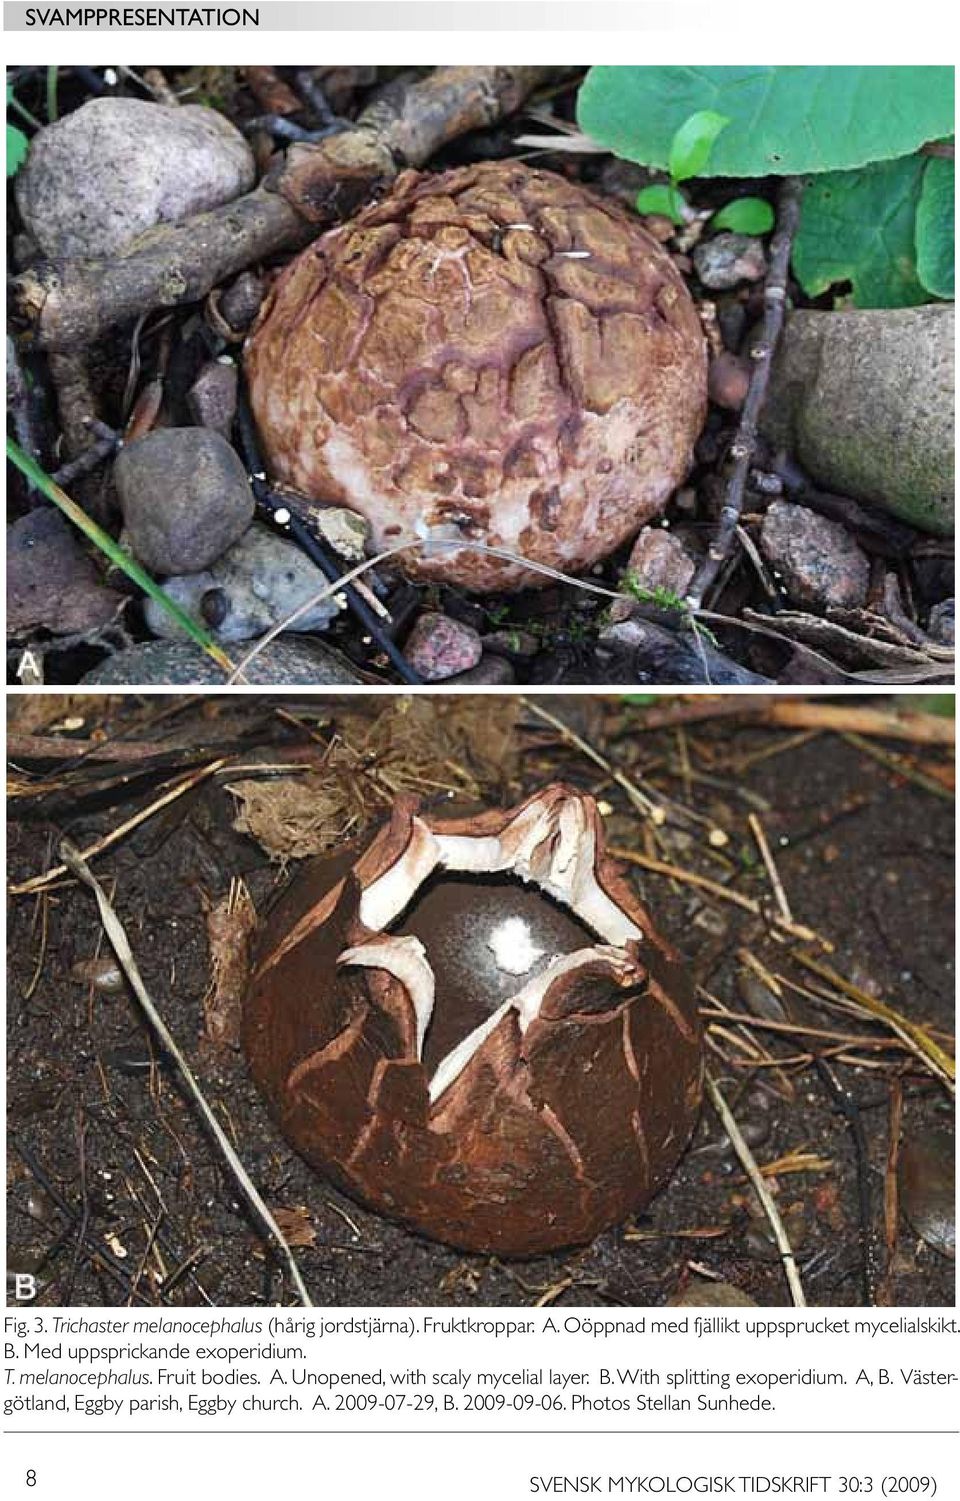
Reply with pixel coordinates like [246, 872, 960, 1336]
[616, 696, 954, 747]
[687, 175, 805, 608]
[769, 702, 954, 748]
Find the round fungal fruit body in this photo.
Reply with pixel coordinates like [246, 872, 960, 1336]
[245, 161, 707, 592]
[243, 785, 703, 1255]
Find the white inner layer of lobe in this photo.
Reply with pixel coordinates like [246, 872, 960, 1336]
[336, 796, 644, 1103]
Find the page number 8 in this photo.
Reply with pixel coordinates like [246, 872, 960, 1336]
[26, 1473, 36, 1488]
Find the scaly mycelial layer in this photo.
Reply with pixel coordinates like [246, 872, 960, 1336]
[246, 161, 707, 590]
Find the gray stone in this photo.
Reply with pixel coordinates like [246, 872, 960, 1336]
[143, 523, 343, 642]
[622, 526, 696, 601]
[928, 598, 955, 646]
[187, 359, 238, 438]
[8, 508, 123, 636]
[115, 428, 255, 576]
[448, 654, 516, 685]
[760, 500, 870, 611]
[16, 98, 255, 260]
[141, 571, 216, 640]
[81, 636, 362, 686]
[217, 272, 265, 333]
[482, 629, 540, 659]
[693, 232, 766, 290]
[403, 612, 483, 681]
[762, 306, 954, 536]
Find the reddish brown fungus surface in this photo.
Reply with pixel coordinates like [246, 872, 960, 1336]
[245, 161, 707, 591]
[243, 786, 703, 1256]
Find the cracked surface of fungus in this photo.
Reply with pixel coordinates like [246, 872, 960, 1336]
[244, 785, 703, 1255]
[245, 161, 707, 591]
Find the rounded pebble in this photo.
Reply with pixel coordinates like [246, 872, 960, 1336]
[115, 428, 255, 577]
[900, 1128, 955, 1259]
[694, 233, 767, 290]
[143, 524, 343, 642]
[17, 97, 254, 259]
[403, 612, 483, 681]
[760, 499, 870, 610]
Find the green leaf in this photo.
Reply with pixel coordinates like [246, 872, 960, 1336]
[577, 66, 955, 178]
[793, 154, 928, 308]
[6, 437, 235, 672]
[712, 196, 775, 234]
[7, 121, 28, 176]
[635, 182, 687, 224]
[668, 109, 729, 182]
[915, 155, 954, 300]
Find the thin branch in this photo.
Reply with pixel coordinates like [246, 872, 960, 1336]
[747, 811, 794, 924]
[687, 175, 805, 609]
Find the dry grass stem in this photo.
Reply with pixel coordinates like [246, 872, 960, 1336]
[792, 955, 955, 1092]
[521, 698, 662, 820]
[839, 732, 954, 801]
[9, 758, 228, 895]
[608, 846, 829, 947]
[747, 812, 794, 924]
[705, 1072, 806, 1308]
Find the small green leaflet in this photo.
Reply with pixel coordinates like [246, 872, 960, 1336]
[712, 197, 775, 235]
[7, 84, 29, 176]
[668, 110, 729, 183]
[7, 122, 28, 176]
[635, 182, 688, 224]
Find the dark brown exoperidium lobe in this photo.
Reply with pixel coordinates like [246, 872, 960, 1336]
[245, 161, 707, 591]
[244, 785, 703, 1256]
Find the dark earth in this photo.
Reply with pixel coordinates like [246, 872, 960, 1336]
[6, 695, 955, 1307]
